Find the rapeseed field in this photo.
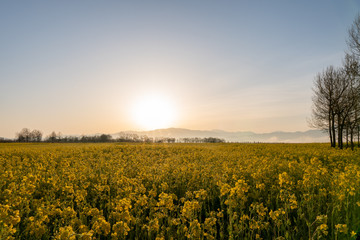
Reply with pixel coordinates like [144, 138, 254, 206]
[0, 143, 359, 239]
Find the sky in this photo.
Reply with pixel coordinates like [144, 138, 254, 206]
[1, 1, 359, 138]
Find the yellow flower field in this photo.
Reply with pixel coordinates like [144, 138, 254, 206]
[0, 143, 359, 239]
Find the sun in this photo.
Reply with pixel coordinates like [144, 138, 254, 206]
[132, 94, 176, 130]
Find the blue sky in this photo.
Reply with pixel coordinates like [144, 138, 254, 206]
[0, 1, 359, 138]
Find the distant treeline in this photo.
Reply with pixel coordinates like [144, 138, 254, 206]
[0, 128, 225, 143]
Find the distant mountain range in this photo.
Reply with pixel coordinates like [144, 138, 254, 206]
[114, 128, 329, 143]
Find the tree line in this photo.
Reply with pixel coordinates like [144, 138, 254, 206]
[1, 128, 225, 144]
[311, 14, 360, 149]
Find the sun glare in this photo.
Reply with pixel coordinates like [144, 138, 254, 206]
[132, 94, 176, 130]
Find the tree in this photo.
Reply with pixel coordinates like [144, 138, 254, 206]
[16, 128, 43, 142]
[347, 14, 360, 58]
[99, 134, 112, 142]
[30, 129, 43, 142]
[341, 54, 360, 149]
[311, 14, 360, 149]
[310, 56, 360, 149]
[47, 131, 57, 143]
[310, 66, 340, 147]
[347, 15, 360, 147]
[16, 128, 31, 142]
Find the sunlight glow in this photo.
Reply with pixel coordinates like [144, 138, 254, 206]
[132, 94, 176, 130]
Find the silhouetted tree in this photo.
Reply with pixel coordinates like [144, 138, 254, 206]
[99, 134, 112, 142]
[347, 14, 360, 147]
[347, 14, 360, 58]
[16, 128, 43, 142]
[154, 137, 176, 143]
[203, 137, 225, 143]
[30, 129, 43, 142]
[310, 66, 340, 147]
[17, 128, 31, 142]
[311, 56, 360, 149]
[342, 54, 360, 149]
[180, 137, 225, 143]
[47, 131, 58, 143]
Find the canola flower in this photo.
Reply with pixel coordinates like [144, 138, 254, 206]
[0, 142, 359, 239]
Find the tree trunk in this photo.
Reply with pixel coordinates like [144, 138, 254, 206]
[338, 117, 343, 149]
[346, 127, 349, 148]
[358, 125, 360, 147]
[329, 115, 334, 147]
[351, 128, 354, 150]
[329, 127, 333, 147]
[332, 116, 337, 147]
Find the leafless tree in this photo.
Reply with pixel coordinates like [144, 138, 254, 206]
[311, 14, 360, 149]
[347, 14, 360, 58]
[346, 16, 360, 147]
[310, 66, 340, 147]
[30, 129, 43, 142]
[47, 131, 57, 142]
[16, 128, 42, 142]
[342, 54, 360, 149]
[311, 55, 360, 149]
[16, 128, 31, 142]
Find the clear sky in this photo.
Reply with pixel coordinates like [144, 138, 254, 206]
[1, 1, 359, 138]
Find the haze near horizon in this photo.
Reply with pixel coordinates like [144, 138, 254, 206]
[1, 1, 359, 138]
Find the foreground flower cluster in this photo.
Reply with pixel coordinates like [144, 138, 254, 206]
[0, 143, 359, 239]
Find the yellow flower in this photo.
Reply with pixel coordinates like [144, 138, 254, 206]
[55, 226, 76, 240]
[335, 224, 348, 234]
[112, 221, 130, 237]
[92, 217, 111, 236]
[318, 224, 328, 236]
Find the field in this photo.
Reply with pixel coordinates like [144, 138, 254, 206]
[0, 143, 359, 240]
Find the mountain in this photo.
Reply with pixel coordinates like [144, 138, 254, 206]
[114, 128, 328, 143]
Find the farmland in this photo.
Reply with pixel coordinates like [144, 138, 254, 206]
[0, 143, 359, 239]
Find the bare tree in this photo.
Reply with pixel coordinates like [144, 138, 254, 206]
[311, 14, 360, 149]
[347, 14, 360, 58]
[16, 128, 31, 142]
[30, 129, 43, 142]
[99, 134, 112, 142]
[346, 16, 360, 147]
[47, 131, 57, 143]
[310, 61, 360, 149]
[342, 54, 360, 149]
[16, 128, 43, 142]
[310, 66, 340, 147]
